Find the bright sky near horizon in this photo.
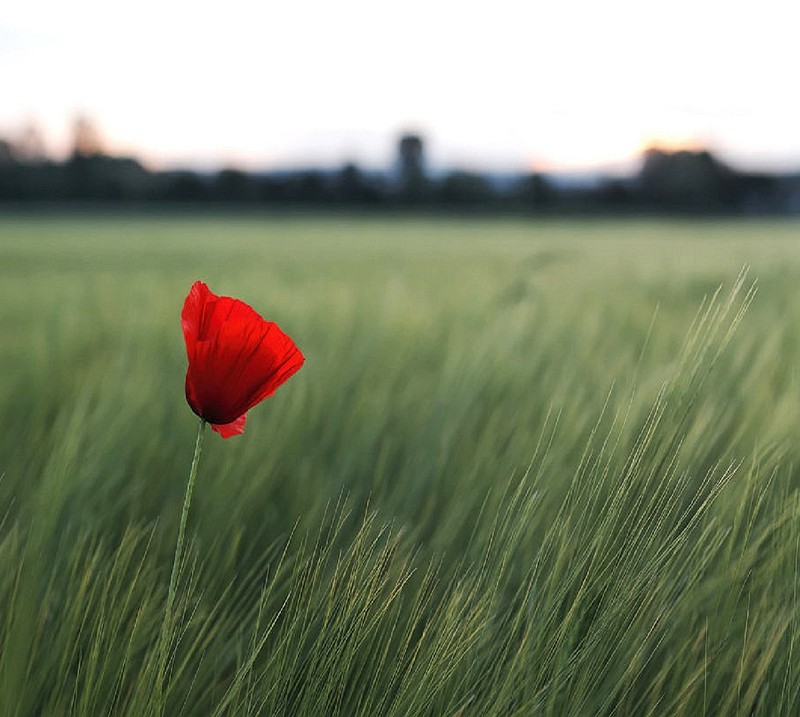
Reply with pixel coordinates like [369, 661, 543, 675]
[1, 0, 797, 174]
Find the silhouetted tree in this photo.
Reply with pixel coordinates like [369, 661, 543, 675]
[213, 168, 257, 201]
[595, 178, 636, 210]
[71, 115, 105, 158]
[396, 133, 429, 202]
[638, 148, 736, 211]
[159, 171, 209, 202]
[284, 171, 329, 203]
[0, 139, 14, 166]
[330, 163, 383, 205]
[15, 122, 47, 163]
[513, 173, 556, 211]
[438, 170, 494, 206]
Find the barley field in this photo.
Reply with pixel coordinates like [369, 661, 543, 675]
[0, 211, 798, 715]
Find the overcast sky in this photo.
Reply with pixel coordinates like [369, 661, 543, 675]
[1, 0, 797, 174]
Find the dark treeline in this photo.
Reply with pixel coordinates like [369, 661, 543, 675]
[1, 128, 799, 215]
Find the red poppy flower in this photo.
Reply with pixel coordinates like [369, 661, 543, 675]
[181, 281, 304, 438]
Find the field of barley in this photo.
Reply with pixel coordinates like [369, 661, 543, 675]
[0, 211, 798, 715]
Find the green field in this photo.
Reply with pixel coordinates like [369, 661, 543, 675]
[0, 212, 798, 715]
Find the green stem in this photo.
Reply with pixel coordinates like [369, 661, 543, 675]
[156, 417, 206, 710]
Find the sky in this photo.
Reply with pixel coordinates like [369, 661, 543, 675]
[1, 0, 798, 175]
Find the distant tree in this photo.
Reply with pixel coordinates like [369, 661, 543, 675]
[284, 171, 329, 203]
[332, 163, 382, 205]
[398, 134, 423, 176]
[595, 178, 636, 210]
[513, 172, 556, 211]
[257, 175, 285, 203]
[159, 171, 209, 202]
[213, 168, 256, 201]
[395, 133, 430, 202]
[0, 123, 47, 166]
[0, 138, 14, 166]
[638, 147, 736, 211]
[15, 122, 47, 163]
[437, 170, 494, 206]
[734, 173, 784, 213]
[336, 163, 363, 199]
[71, 114, 105, 158]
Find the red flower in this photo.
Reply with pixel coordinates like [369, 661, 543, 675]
[181, 281, 304, 438]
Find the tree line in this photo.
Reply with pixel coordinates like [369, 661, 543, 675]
[1, 127, 798, 215]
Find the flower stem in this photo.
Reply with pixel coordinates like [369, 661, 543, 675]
[156, 417, 205, 710]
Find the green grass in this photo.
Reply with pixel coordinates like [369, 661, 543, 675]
[0, 212, 798, 715]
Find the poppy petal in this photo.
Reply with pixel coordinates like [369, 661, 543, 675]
[181, 280, 210, 355]
[210, 414, 247, 438]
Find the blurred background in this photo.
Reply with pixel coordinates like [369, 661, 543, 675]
[1, 0, 799, 214]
